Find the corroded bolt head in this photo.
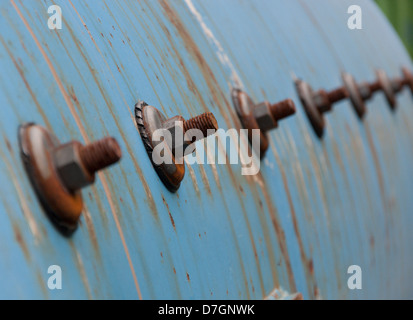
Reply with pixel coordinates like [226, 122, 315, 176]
[54, 137, 122, 192]
[254, 102, 277, 131]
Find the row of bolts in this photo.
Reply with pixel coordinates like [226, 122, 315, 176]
[43, 67, 413, 195]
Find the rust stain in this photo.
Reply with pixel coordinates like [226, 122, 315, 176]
[308, 259, 314, 276]
[157, 0, 237, 128]
[36, 269, 49, 299]
[258, 180, 297, 293]
[11, 0, 143, 299]
[69, 241, 92, 299]
[66, 0, 158, 219]
[186, 272, 190, 282]
[365, 123, 386, 206]
[5, 138, 12, 153]
[185, 163, 200, 197]
[198, 165, 212, 196]
[11, 0, 87, 140]
[81, 207, 101, 260]
[13, 224, 30, 261]
[0, 142, 40, 240]
[0, 35, 51, 129]
[90, 188, 110, 231]
[162, 195, 176, 230]
[148, 2, 283, 296]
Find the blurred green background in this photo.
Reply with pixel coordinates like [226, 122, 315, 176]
[376, 0, 413, 57]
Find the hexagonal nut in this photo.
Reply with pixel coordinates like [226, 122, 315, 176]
[53, 142, 95, 192]
[162, 116, 188, 155]
[253, 102, 277, 132]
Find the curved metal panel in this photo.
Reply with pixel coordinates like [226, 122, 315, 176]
[0, 0, 411, 299]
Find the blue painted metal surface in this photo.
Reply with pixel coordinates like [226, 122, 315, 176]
[0, 0, 412, 299]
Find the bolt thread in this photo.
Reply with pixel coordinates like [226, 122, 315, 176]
[79, 137, 122, 174]
[270, 99, 296, 121]
[327, 87, 348, 103]
[369, 81, 381, 93]
[391, 78, 403, 93]
[183, 112, 218, 139]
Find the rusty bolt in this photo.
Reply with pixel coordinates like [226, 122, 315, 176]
[352, 70, 398, 108]
[183, 112, 218, 138]
[54, 137, 122, 192]
[270, 99, 296, 123]
[313, 86, 348, 114]
[19, 123, 122, 232]
[135, 101, 219, 192]
[253, 99, 296, 132]
[163, 112, 218, 154]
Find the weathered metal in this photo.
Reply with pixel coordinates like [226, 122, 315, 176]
[135, 101, 217, 192]
[19, 123, 121, 233]
[55, 137, 122, 192]
[296, 79, 349, 138]
[232, 89, 296, 157]
[342, 72, 368, 119]
[0, 0, 412, 300]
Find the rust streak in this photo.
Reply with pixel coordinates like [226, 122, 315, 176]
[365, 123, 386, 206]
[11, 0, 143, 299]
[1, 142, 40, 241]
[0, 36, 51, 129]
[67, 0, 157, 216]
[11, 0, 87, 140]
[162, 195, 176, 230]
[69, 241, 92, 299]
[271, 141, 317, 296]
[13, 224, 30, 261]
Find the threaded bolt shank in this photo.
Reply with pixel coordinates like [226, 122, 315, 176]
[270, 99, 296, 122]
[79, 137, 122, 174]
[183, 112, 218, 139]
[369, 81, 381, 94]
[327, 87, 348, 103]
